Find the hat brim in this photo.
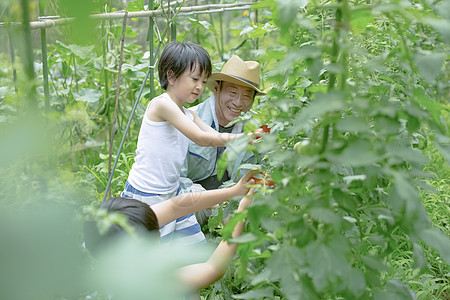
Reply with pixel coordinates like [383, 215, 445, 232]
[207, 73, 268, 95]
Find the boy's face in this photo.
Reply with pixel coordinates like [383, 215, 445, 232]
[214, 81, 255, 127]
[168, 64, 208, 104]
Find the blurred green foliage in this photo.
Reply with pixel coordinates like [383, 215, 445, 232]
[0, 0, 449, 299]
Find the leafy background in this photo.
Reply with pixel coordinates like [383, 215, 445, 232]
[0, 0, 449, 299]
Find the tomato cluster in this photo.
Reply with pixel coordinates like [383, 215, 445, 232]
[254, 124, 271, 140]
[250, 171, 275, 188]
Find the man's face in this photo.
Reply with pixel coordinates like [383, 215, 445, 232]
[215, 81, 255, 127]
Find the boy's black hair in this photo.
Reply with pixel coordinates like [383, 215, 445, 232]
[84, 197, 159, 256]
[158, 41, 212, 90]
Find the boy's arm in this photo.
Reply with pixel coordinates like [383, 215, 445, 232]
[176, 189, 255, 290]
[190, 111, 220, 134]
[154, 99, 242, 147]
[151, 172, 254, 227]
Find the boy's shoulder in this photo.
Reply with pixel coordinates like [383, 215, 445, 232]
[152, 92, 170, 102]
[148, 93, 171, 108]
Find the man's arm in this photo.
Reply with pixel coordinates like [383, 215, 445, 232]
[176, 189, 255, 290]
[151, 171, 254, 227]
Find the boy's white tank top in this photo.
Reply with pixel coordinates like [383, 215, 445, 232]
[128, 93, 193, 194]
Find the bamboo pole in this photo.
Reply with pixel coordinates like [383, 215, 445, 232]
[208, 0, 223, 60]
[20, 0, 37, 110]
[148, 0, 155, 100]
[39, 0, 50, 112]
[8, 32, 18, 93]
[0, 2, 256, 29]
[195, 0, 199, 43]
[107, 11, 128, 197]
[219, 3, 224, 57]
[101, 21, 110, 118]
[254, 0, 259, 50]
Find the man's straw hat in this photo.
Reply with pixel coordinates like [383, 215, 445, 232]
[207, 55, 269, 95]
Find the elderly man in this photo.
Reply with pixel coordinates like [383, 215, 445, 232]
[181, 55, 269, 194]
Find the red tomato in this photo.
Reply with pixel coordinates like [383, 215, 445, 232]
[255, 125, 271, 139]
[251, 172, 275, 187]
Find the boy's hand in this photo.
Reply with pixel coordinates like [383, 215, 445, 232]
[232, 171, 256, 196]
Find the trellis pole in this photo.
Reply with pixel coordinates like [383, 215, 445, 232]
[39, 0, 50, 112]
[254, 0, 259, 50]
[8, 32, 18, 93]
[207, 0, 223, 60]
[148, 0, 155, 100]
[21, 0, 37, 111]
[107, 11, 128, 198]
[101, 20, 110, 118]
[195, 0, 199, 43]
[218, 1, 224, 58]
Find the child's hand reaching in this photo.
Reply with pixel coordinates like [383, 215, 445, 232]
[238, 187, 255, 212]
[232, 171, 256, 196]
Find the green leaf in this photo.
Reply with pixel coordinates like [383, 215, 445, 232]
[418, 228, 450, 264]
[336, 116, 370, 133]
[327, 140, 380, 167]
[187, 18, 218, 35]
[125, 25, 138, 38]
[412, 242, 427, 271]
[434, 133, 450, 164]
[73, 89, 101, 103]
[216, 152, 228, 180]
[351, 7, 374, 35]
[386, 144, 428, 165]
[414, 52, 446, 84]
[425, 18, 450, 44]
[251, 0, 275, 9]
[309, 207, 340, 227]
[305, 237, 350, 291]
[232, 287, 274, 299]
[219, 212, 246, 240]
[229, 233, 258, 243]
[374, 279, 416, 300]
[267, 246, 309, 298]
[362, 255, 390, 272]
[65, 44, 95, 59]
[206, 207, 223, 230]
[346, 268, 366, 297]
[126, 0, 144, 12]
[413, 88, 444, 129]
[289, 90, 345, 134]
[273, 0, 309, 43]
